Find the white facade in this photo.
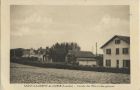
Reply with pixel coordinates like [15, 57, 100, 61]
[77, 58, 97, 66]
[102, 37, 130, 68]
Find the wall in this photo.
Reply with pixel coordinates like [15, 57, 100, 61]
[77, 58, 97, 66]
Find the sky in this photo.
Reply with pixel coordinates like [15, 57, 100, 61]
[10, 5, 130, 54]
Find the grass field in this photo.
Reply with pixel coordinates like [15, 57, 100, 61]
[10, 63, 130, 84]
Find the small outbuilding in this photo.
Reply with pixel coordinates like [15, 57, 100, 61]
[66, 50, 98, 66]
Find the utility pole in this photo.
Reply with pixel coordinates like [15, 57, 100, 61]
[96, 42, 97, 56]
[92, 46, 94, 54]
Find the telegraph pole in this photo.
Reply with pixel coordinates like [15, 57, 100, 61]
[92, 46, 94, 54]
[96, 42, 97, 56]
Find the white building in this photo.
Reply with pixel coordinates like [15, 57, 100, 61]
[66, 50, 98, 66]
[101, 35, 130, 68]
[77, 58, 97, 66]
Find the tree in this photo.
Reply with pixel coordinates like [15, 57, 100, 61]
[10, 48, 24, 58]
[49, 42, 81, 62]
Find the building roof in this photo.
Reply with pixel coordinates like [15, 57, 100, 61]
[100, 35, 130, 49]
[68, 50, 95, 58]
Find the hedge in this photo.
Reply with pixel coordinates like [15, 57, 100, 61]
[10, 57, 130, 74]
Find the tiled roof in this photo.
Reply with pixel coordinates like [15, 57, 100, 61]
[68, 50, 95, 58]
[101, 35, 130, 49]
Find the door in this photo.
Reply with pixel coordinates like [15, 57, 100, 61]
[116, 60, 119, 68]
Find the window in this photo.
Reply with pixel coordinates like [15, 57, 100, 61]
[116, 60, 119, 68]
[123, 60, 130, 68]
[106, 60, 111, 67]
[115, 40, 120, 44]
[123, 48, 129, 54]
[106, 49, 111, 54]
[116, 48, 119, 55]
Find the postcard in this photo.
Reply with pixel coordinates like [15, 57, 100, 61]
[1, 0, 140, 90]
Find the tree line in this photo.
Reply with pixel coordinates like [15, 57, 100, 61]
[10, 42, 81, 62]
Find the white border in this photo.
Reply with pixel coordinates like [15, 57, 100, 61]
[1, 0, 139, 90]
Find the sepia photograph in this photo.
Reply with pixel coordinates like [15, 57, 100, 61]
[10, 5, 130, 84]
